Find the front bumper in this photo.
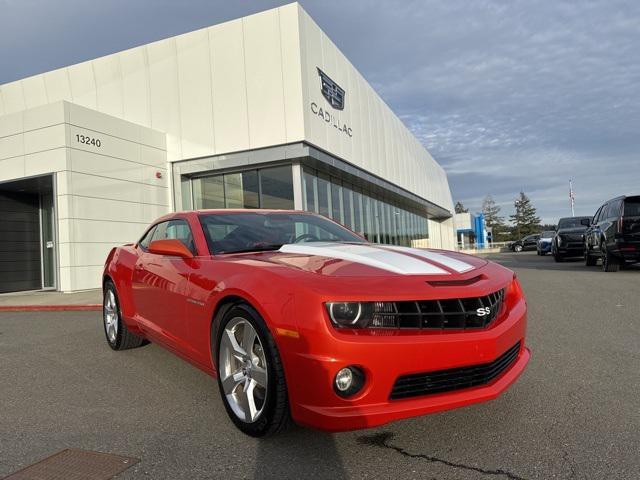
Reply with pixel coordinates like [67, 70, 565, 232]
[284, 297, 529, 431]
[556, 244, 583, 255]
[538, 242, 552, 253]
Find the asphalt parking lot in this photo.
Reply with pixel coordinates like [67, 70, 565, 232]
[1, 252, 639, 479]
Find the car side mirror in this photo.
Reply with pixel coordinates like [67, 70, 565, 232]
[580, 218, 591, 226]
[148, 239, 194, 259]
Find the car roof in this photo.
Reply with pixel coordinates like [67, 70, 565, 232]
[152, 208, 317, 224]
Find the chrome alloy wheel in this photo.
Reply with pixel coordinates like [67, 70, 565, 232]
[104, 289, 118, 343]
[219, 317, 268, 423]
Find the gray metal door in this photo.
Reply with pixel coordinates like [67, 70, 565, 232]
[0, 192, 42, 293]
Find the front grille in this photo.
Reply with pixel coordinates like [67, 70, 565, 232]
[562, 233, 583, 242]
[390, 341, 521, 400]
[371, 289, 505, 330]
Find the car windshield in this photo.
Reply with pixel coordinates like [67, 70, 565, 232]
[541, 231, 555, 238]
[557, 217, 590, 229]
[199, 212, 366, 254]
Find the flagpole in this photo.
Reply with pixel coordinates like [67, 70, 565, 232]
[569, 180, 575, 216]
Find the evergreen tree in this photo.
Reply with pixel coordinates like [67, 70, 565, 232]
[509, 192, 541, 238]
[482, 195, 506, 241]
[454, 201, 468, 214]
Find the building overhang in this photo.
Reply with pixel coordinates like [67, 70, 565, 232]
[172, 141, 452, 220]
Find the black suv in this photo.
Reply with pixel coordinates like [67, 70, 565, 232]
[551, 216, 591, 262]
[584, 195, 640, 271]
[510, 234, 540, 252]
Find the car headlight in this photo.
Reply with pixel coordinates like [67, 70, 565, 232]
[326, 301, 397, 328]
[557, 235, 562, 246]
[327, 302, 363, 326]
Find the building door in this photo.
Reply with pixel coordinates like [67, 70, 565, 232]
[0, 175, 56, 293]
[0, 191, 42, 293]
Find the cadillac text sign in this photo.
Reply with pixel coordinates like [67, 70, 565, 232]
[310, 68, 353, 138]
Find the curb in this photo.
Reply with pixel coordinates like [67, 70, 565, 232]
[0, 305, 102, 312]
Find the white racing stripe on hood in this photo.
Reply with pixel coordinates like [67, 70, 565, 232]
[278, 242, 449, 275]
[384, 246, 474, 273]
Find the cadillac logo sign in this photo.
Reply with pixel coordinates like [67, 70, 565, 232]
[317, 68, 345, 110]
[310, 67, 353, 138]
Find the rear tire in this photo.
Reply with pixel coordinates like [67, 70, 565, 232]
[601, 242, 619, 272]
[103, 280, 147, 350]
[215, 303, 292, 437]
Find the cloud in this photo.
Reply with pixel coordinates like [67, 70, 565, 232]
[1, 0, 638, 223]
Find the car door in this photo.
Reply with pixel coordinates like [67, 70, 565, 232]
[603, 200, 623, 250]
[132, 219, 196, 351]
[524, 235, 538, 250]
[590, 204, 607, 253]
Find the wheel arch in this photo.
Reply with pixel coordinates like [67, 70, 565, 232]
[209, 294, 259, 371]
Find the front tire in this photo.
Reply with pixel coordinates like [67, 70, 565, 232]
[585, 247, 597, 266]
[103, 280, 147, 350]
[216, 304, 292, 437]
[554, 252, 564, 262]
[514, 245, 523, 253]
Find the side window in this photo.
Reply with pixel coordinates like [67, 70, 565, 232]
[149, 219, 196, 255]
[591, 207, 602, 224]
[150, 221, 168, 243]
[596, 204, 608, 223]
[165, 219, 196, 254]
[138, 225, 157, 250]
[607, 200, 622, 219]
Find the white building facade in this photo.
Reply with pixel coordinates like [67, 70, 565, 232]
[0, 3, 455, 293]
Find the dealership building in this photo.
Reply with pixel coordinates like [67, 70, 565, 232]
[0, 3, 455, 293]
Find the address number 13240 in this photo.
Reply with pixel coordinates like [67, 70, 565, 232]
[76, 134, 102, 147]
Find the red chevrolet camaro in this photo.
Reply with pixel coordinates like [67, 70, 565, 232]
[102, 209, 530, 436]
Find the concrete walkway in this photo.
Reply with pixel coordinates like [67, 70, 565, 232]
[0, 289, 102, 311]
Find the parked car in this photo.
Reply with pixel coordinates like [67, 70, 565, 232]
[551, 216, 591, 262]
[536, 231, 555, 255]
[584, 195, 640, 271]
[510, 234, 540, 252]
[102, 209, 530, 436]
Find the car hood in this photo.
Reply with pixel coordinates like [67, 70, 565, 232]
[237, 242, 488, 277]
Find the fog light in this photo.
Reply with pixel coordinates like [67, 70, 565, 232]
[335, 368, 353, 392]
[333, 366, 365, 398]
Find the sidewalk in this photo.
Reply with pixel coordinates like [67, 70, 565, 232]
[0, 289, 102, 312]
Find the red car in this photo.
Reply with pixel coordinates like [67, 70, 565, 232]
[103, 210, 530, 436]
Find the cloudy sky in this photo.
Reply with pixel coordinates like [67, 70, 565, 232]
[1, 0, 638, 223]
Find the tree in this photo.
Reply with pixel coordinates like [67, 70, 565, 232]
[509, 192, 541, 238]
[454, 201, 468, 214]
[482, 195, 506, 241]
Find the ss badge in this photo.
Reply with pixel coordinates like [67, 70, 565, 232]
[476, 307, 491, 317]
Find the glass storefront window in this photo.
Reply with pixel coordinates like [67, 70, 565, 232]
[193, 175, 224, 209]
[303, 170, 318, 213]
[331, 178, 342, 223]
[353, 189, 363, 235]
[299, 167, 429, 246]
[316, 173, 330, 217]
[259, 166, 294, 209]
[224, 173, 244, 208]
[342, 186, 353, 229]
[241, 170, 260, 209]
